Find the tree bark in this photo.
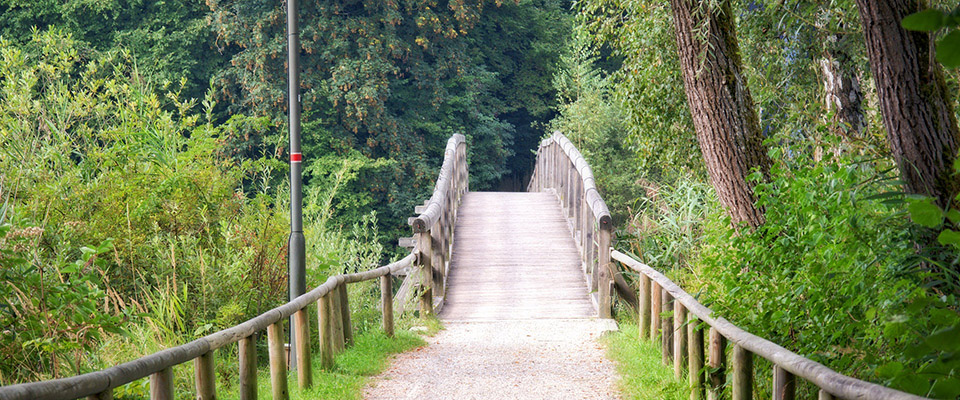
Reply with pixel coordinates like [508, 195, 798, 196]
[820, 33, 865, 138]
[669, 0, 770, 229]
[856, 0, 960, 208]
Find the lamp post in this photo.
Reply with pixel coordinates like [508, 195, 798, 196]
[286, 0, 305, 371]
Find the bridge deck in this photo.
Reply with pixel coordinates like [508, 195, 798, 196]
[439, 191, 596, 320]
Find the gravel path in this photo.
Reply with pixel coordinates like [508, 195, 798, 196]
[363, 319, 620, 399]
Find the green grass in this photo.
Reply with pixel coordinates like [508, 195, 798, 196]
[604, 323, 690, 400]
[219, 329, 426, 400]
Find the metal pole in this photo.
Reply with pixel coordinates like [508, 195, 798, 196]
[286, 0, 305, 372]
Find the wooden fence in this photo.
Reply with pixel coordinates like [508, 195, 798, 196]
[527, 131, 615, 317]
[529, 131, 928, 400]
[0, 134, 469, 400]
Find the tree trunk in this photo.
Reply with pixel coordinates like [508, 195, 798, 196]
[668, 0, 770, 228]
[820, 33, 865, 138]
[856, 0, 960, 208]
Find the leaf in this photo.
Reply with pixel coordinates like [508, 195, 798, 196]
[937, 229, 960, 246]
[936, 29, 960, 68]
[875, 361, 903, 378]
[902, 9, 945, 31]
[925, 325, 960, 351]
[908, 198, 943, 228]
[930, 378, 960, 399]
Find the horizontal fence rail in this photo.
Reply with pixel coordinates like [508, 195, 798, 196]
[0, 133, 469, 400]
[613, 250, 929, 400]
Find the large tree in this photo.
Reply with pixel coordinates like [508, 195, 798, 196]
[856, 0, 960, 208]
[668, 0, 770, 228]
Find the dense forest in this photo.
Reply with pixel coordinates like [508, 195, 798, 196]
[1, 0, 960, 398]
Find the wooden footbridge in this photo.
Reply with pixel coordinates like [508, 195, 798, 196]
[0, 133, 927, 400]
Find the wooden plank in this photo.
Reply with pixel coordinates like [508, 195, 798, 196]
[293, 309, 312, 389]
[707, 328, 726, 400]
[639, 274, 651, 340]
[330, 286, 345, 354]
[439, 192, 595, 320]
[732, 344, 752, 400]
[652, 281, 662, 341]
[194, 351, 216, 400]
[398, 236, 416, 249]
[266, 322, 288, 400]
[381, 275, 394, 337]
[688, 317, 704, 400]
[239, 335, 257, 400]
[149, 368, 173, 400]
[339, 285, 353, 346]
[317, 294, 334, 370]
[675, 302, 687, 379]
[774, 365, 796, 400]
[662, 291, 673, 366]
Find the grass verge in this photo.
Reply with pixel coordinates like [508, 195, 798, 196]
[604, 323, 690, 400]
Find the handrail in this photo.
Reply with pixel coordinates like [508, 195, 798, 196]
[612, 250, 928, 400]
[409, 133, 469, 315]
[528, 131, 615, 317]
[0, 133, 469, 400]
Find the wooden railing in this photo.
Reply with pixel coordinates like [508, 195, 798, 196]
[614, 252, 928, 400]
[532, 130, 927, 399]
[528, 131, 614, 318]
[0, 134, 469, 400]
[410, 133, 469, 315]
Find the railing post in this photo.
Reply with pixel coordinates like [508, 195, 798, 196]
[732, 345, 753, 400]
[651, 281, 662, 341]
[239, 335, 258, 400]
[707, 328, 726, 400]
[331, 284, 345, 353]
[639, 274, 651, 340]
[318, 293, 334, 370]
[662, 291, 673, 366]
[598, 227, 612, 318]
[818, 390, 835, 400]
[381, 275, 394, 337]
[149, 367, 173, 400]
[774, 365, 796, 400]
[688, 316, 704, 400]
[267, 322, 289, 400]
[674, 302, 687, 379]
[87, 390, 113, 400]
[294, 308, 312, 388]
[194, 350, 216, 400]
[339, 284, 353, 346]
[418, 229, 434, 316]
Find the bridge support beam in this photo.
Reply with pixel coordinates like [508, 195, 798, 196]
[598, 227, 612, 318]
[418, 230, 434, 316]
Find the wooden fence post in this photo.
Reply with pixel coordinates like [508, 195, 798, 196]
[651, 281, 662, 341]
[239, 335, 258, 400]
[331, 284, 345, 354]
[418, 230, 434, 316]
[818, 390, 835, 400]
[662, 291, 673, 366]
[294, 309, 312, 388]
[732, 344, 753, 400]
[339, 284, 354, 346]
[707, 328, 726, 400]
[774, 365, 796, 400]
[639, 274, 651, 340]
[381, 275, 394, 337]
[194, 350, 216, 400]
[149, 367, 173, 400]
[318, 293, 334, 370]
[598, 227, 612, 318]
[87, 390, 113, 400]
[267, 322, 289, 400]
[688, 316, 704, 400]
[674, 302, 687, 379]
